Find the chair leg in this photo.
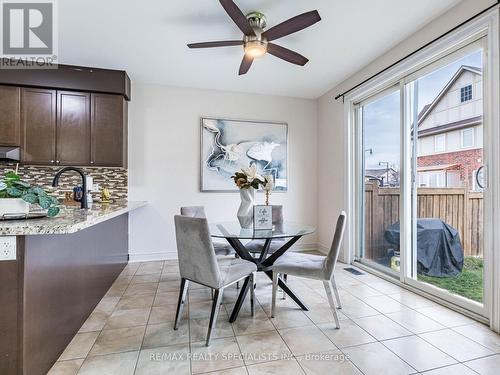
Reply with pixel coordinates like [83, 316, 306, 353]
[174, 278, 189, 330]
[271, 272, 279, 318]
[249, 273, 255, 316]
[323, 280, 340, 329]
[206, 288, 224, 346]
[282, 274, 288, 300]
[331, 276, 342, 309]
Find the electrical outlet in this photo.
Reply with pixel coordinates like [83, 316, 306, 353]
[0, 236, 16, 261]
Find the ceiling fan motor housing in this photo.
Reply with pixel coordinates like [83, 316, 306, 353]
[244, 11, 268, 57]
[246, 11, 267, 29]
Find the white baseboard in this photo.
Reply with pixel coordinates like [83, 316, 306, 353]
[128, 243, 320, 262]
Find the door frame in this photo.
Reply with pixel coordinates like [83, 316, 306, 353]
[343, 8, 500, 327]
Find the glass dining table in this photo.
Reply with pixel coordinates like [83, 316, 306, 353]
[209, 221, 315, 322]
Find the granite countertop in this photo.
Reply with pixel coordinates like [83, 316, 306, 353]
[0, 201, 147, 236]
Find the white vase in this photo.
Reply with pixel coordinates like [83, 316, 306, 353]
[237, 187, 255, 228]
[0, 198, 30, 217]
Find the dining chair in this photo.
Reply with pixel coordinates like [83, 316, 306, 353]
[180, 206, 234, 256]
[173, 215, 257, 346]
[271, 211, 347, 328]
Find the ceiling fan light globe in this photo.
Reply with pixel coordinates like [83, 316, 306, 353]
[244, 40, 267, 58]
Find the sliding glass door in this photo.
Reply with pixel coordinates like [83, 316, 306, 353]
[356, 39, 489, 315]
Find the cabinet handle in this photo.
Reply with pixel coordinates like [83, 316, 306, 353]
[56, 160, 60, 164]
[90, 161, 94, 164]
[50, 160, 54, 163]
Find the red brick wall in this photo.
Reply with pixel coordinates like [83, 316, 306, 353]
[417, 148, 483, 186]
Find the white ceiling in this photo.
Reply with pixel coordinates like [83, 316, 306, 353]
[58, 0, 461, 99]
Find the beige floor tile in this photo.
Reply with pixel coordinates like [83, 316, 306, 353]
[123, 282, 158, 297]
[231, 314, 276, 336]
[247, 358, 305, 375]
[154, 291, 181, 306]
[158, 280, 181, 293]
[420, 329, 495, 361]
[191, 337, 244, 374]
[142, 321, 189, 348]
[464, 354, 500, 375]
[135, 344, 190, 375]
[303, 305, 349, 325]
[453, 323, 500, 353]
[362, 295, 407, 314]
[58, 332, 99, 361]
[47, 359, 84, 375]
[383, 335, 457, 372]
[79, 311, 109, 333]
[344, 283, 384, 298]
[422, 363, 478, 375]
[338, 298, 380, 319]
[203, 367, 247, 375]
[161, 272, 181, 282]
[189, 300, 228, 320]
[136, 262, 164, 275]
[343, 342, 415, 375]
[115, 294, 155, 311]
[368, 281, 403, 294]
[104, 308, 151, 329]
[190, 315, 235, 342]
[297, 350, 362, 375]
[88, 326, 145, 356]
[388, 290, 437, 309]
[417, 305, 476, 327]
[93, 297, 120, 315]
[236, 331, 292, 365]
[105, 283, 128, 298]
[189, 288, 215, 303]
[353, 315, 412, 341]
[317, 319, 376, 348]
[77, 350, 139, 375]
[279, 325, 337, 356]
[148, 304, 183, 324]
[270, 309, 313, 330]
[385, 308, 445, 334]
[131, 273, 161, 284]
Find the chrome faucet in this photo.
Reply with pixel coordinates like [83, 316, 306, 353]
[52, 167, 88, 209]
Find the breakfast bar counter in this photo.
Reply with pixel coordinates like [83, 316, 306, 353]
[0, 201, 146, 375]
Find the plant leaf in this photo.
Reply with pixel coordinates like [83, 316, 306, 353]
[6, 187, 23, 197]
[22, 193, 38, 204]
[38, 195, 51, 209]
[4, 171, 20, 181]
[47, 206, 60, 217]
[13, 180, 30, 188]
[49, 196, 60, 205]
[32, 187, 47, 196]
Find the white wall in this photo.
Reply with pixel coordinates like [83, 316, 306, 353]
[316, 0, 496, 258]
[128, 84, 318, 261]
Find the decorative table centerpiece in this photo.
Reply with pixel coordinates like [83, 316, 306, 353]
[0, 171, 61, 217]
[231, 164, 273, 228]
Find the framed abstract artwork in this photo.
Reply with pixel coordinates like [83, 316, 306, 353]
[201, 117, 288, 192]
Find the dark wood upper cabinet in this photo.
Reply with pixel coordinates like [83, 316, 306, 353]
[57, 91, 91, 166]
[21, 88, 57, 164]
[91, 94, 127, 167]
[0, 86, 21, 146]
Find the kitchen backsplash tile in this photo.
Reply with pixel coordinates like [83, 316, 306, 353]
[0, 164, 128, 202]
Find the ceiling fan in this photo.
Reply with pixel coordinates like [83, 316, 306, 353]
[187, 0, 321, 75]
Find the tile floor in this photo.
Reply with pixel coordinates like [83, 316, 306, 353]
[48, 258, 500, 375]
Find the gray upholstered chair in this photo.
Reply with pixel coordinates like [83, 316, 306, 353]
[245, 205, 286, 255]
[271, 211, 347, 329]
[180, 206, 234, 256]
[173, 215, 257, 345]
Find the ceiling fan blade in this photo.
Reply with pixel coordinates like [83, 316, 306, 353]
[187, 40, 243, 48]
[219, 0, 256, 36]
[239, 55, 253, 75]
[267, 43, 309, 66]
[262, 10, 321, 41]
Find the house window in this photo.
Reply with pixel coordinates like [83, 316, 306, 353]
[434, 134, 446, 152]
[461, 128, 474, 148]
[460, 84, 473, 102]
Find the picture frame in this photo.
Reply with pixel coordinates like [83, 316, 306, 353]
[253, 205, 273, 230]
[200, 117, 288, 192]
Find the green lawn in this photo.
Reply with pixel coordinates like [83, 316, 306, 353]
[418, 257, 484, 303]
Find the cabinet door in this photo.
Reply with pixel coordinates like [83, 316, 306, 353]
[0, 86, 21, 146]
[57, 91, 91, 165]
[91, 94, 126, 167]
[21, 88, 57, 164]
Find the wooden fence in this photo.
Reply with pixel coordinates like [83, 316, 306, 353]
[364, 183, 483, 260]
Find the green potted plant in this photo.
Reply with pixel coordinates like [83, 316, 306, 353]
[0, 171, 60, 217]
